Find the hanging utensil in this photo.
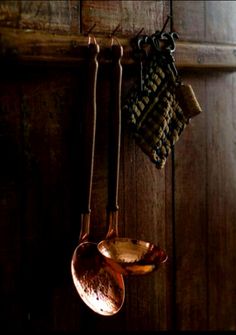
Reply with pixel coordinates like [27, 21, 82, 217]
[71, 37, 125, 316]
[106, 40, 123, 240]
[97, 41, 168, 276]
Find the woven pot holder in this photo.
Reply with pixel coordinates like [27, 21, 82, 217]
[122, 37, 202, 169]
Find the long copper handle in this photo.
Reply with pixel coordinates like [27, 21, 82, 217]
[79, 42, 99, 242]
[106, 44, 123, 239]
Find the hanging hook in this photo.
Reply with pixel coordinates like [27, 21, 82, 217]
[134, 35, 149, 93]
[110, 24, 121, 38]
[86, 27, 98, 51]
[135, 27, 145, 38]
[85, 23, 97, 36]
[160, 15, 172, 35]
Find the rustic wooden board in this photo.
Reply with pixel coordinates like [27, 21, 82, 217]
[173, 0, 236, 330]
[174, 73, 208, 330]
[0, 0, 80, 33]
[1, 27, 236, 69]
[173, 0, 236, 44]
[1, 0, 236, 332]
[0, 80, 22, 330]
[206, 71, 236, 330]
[134, 146, 169, 331]
[81, 0, 168, 35]
[205, 1, 236, 44]
[172, 0, 205, 42]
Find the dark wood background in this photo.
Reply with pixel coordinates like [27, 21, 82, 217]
[0, 0, 236, 331]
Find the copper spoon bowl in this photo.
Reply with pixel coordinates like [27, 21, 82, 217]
[71, 219, 125, 315]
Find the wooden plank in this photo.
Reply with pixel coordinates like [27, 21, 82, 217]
[1, 69, 83, 331]
[173, 0, 236, 44]
[134, 145, 169, 331]
[205, 1, 236, 44]
[206, 72, 236, 330]
[175, 42, 236, 70]
[1, 27, 236, 69]
[0, 0, 80, 33]
[0, 81, 23, 331]
[174, 74, 208, 330]
[172, 0, 205, 42]
[81, 0, 165, 35]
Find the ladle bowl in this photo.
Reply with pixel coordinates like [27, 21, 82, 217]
[97, 237, 168, 275]
[71, 241, 125, 315]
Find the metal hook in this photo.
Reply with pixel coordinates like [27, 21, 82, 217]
[85, 23, 96, 36]
[160, 15, 172, 35]
[135, 27, 145, 38]
[161, 32, 179, 77]
[134, 34, 149, 93]
[110, 24, 121, 37]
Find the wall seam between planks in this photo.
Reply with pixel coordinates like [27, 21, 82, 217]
[169, 0, 177, 331]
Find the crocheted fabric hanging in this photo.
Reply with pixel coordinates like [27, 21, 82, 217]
[122, 46, 202, 169]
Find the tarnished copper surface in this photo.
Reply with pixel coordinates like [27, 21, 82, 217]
[97, 238, 168, 275]
[71, 242, 125, 315]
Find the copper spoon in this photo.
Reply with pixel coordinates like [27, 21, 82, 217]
[97, 43, 168, 276]
[71, 38, 125, 316]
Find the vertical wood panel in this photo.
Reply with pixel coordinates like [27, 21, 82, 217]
[128, 144, 168, 331]
[174, 74, 208, 330]
[2, 0, 236, 333]
[0, 81, 22, 330]
[0, 67, 84, 331]
[205, 1, 236, 44]
[19, 70, 80, 331]
[172, 0, 205, 42]
[173, 0, 236, 331]
[173, 0, 236, 44]
[206, 72, 236, 330]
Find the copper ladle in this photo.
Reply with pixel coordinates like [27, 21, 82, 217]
[97, 44, 168, 276]
[71, 38, 125, 316]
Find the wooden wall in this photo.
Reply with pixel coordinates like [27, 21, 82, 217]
[0, 0, 236, 331]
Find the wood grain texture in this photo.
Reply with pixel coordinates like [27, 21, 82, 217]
[0, 81, 22, 331]
[172, 0, 205, 42]
[1, 27, 236, 69]
[173, 1, 236, 330]
[174, 73, 208, 330]
[0, 0, 80, 33]
[173, 0, 236, 44]
[0, 0, 236, 332]
[81, 0, 168, 35]
[205, 1, 236, 44]
[206, 72, 236, 330]
[134, 145, 168, 331]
